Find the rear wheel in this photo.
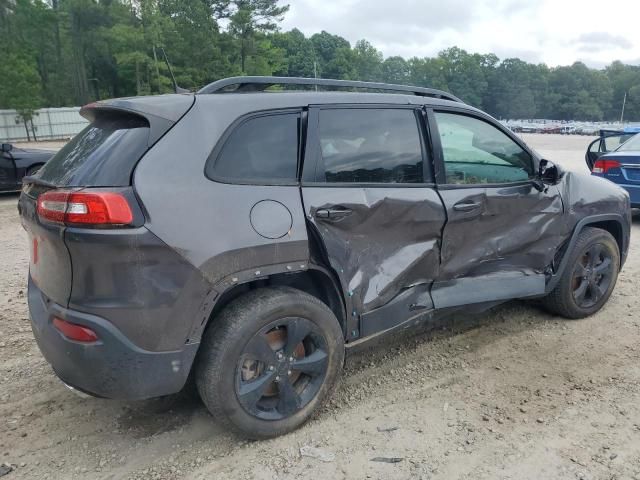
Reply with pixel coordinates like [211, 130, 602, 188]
[195, 287, 344, 438]
[543, 227, 619, 319]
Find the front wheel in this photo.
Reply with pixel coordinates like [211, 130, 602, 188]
[543, 227, 620, 319]
[195, 287, 344, 439]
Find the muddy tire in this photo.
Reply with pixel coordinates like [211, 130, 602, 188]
[195, 287, 344, 439]
[543, 227, 619, 319]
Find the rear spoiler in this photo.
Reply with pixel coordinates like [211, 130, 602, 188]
[80, 94, 195, 145]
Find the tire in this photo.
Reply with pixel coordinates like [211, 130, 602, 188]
[195, 287, 344, 439]
[543, 227, 620, 319]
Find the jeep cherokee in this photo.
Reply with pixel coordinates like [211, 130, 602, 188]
[19, 76, 631, 438]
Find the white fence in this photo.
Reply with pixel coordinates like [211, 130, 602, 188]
[0, 107, 88, 142]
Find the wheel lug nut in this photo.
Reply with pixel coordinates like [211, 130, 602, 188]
[287, 370, 292, 375]
[275, 375, 280, 382]
[289, 357, 294, 362]
[268, 365, 274, 371]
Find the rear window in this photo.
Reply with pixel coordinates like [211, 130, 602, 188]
[617, 133, 640, 152]
[207, 113, 300, 184]
[36, 113, 150, 186]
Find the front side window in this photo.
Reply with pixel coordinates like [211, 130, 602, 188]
[435, 112, 532, 185]
[316, 108, 424, 183]
[209, 113, 299, 183]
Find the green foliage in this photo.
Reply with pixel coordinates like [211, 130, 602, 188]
[1, 0, 639, 121]
[0, 53, 42, 116]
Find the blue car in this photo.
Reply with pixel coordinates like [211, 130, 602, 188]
[591, 132, 640, 207]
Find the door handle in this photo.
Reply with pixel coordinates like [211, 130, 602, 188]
[453, 201, 481, 212]
[315, 207, 352, 219]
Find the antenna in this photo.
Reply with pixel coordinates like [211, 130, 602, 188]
[160, 47, 190, 94]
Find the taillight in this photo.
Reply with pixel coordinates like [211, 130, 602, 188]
[592, 159, 621, 174]
[37, 190, 133, 227]
[53, 317, 99, 342]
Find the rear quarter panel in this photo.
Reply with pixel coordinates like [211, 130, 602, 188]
[132, 96, 310, 300]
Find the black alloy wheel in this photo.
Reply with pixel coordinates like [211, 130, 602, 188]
[571, 243, 614, 309]
[236, 317, 329, 420]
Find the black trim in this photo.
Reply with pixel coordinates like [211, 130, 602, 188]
[204, 108, 303, 186]
[425, 108, 446, 184]
[197, 76, 463, 103]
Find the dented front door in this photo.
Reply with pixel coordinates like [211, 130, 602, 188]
[301, 106, 446, 339]
[428, 109, 564, 308]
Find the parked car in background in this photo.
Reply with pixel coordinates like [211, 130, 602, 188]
[591, 132, 640, 207]
[19, 77, 630, 439]
[586, 127, 640, 169]
[0, 143, 56, 192]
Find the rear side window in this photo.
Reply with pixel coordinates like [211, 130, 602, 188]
[37, 113, 150, 187]
[208, 113, 299, 183]
[316, 108, 424, 184]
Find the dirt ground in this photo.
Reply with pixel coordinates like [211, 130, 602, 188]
[1, 134, 639, 479]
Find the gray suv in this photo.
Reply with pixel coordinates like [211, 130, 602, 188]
[19, 77, 630, 438]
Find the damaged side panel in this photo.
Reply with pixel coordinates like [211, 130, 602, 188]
[300, 187, 446, 337]
[432, 183, 565, 307]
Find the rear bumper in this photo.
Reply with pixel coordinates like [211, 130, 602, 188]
[28, 276, 199, 400]
[618, 183, 640, 208]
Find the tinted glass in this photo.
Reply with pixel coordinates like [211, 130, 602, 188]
[616, 133, 640, 152]
[317, 109, 424, 183]
[435, 112, 532, 185]
[37, 113, 150, 186]
[211, 113, 299, 182]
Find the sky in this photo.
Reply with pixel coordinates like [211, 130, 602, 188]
[280, 0, 640, 68]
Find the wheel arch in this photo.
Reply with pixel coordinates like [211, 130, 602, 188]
[546, 213, 627, 293]
[198, 266, 347, 342]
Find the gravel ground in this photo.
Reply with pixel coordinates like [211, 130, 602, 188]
[1, 134, 639, 479]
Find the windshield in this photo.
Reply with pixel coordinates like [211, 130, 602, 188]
[616, 133, 640, 152]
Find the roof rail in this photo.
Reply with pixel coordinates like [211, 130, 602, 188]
[197, 76, 462, 103]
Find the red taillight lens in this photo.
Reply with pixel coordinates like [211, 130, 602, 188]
[53, 317, 99, 342]
[37, 190, 133, 226]
[592, 159, 621, 174]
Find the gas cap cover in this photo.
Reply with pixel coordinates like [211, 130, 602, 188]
[250, 200, 293, 239]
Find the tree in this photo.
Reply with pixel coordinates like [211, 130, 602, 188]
[486, 58, 537, 119]
[227, 0, 289, 73]
[352, 39, 382, 82]
[310, 31, 353, 78]
[381, 56, 410, 84]
[0, 53, 42, 139]
[272, 29, 317, 77]
[438, 47, 488, 106]
[1, 0, 639, 122]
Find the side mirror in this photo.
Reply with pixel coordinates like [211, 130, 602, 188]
[1, 143, 13, 153]
[539, 159, 561, 185]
